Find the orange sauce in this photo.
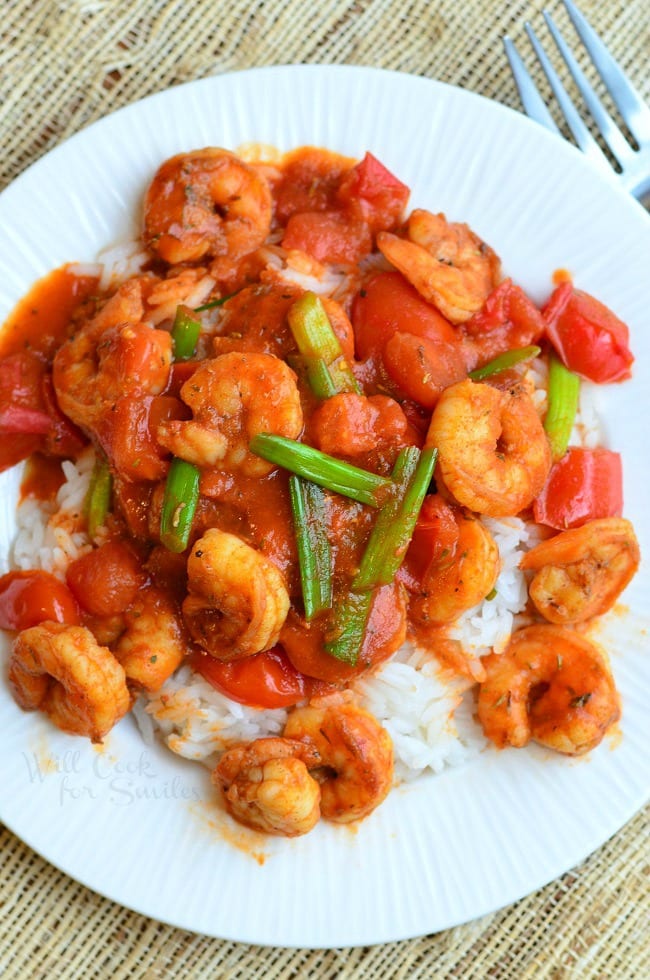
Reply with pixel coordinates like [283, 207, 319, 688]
[19, 453, 65, 502]
[552, 268, 573, 286]
[0, 265, 99, 360]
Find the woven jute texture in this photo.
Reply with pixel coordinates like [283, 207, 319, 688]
[1, 1, 649, 976]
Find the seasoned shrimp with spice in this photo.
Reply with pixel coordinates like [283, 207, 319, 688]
[426, 378, 552, 516]
[520, 518, 640, 624]
[183, 528, 290, 661]
[157, 351, 303, 477]
[409, 510, 500, 627]
[377, 210, 501, 323]
[214, 736, 322, 836]
[477, 625, 620, 755]
[114, 586, 191, 691]
[143, 148, 272, 267]
[284, 697, 393, 823]
[9, 622, 131, 742]
[52, 278, 172, 432]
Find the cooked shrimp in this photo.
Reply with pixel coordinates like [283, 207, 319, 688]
[143, 148, 272, 267]
[409, 513, 500, 625]
[426, 379, 551, 516]
[520, 518, 640, 624]
[377, 210, 500, 323]
[9, 622, 130, 742]
[214, 737, 322, 836]
[53, 279, 172, 431]
[114, 586, 190, 691]
[157, 352, 303, 477]
[284, 698, 393, 823]
[477, 624, 620, 755]
[183, 528, 290, 660]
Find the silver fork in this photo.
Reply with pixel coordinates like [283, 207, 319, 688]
[503, 0, 650, 204]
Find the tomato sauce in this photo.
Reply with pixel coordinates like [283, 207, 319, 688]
[0, 265, 99, 360]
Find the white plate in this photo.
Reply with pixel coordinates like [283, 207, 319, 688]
[1, 66, 649, 948]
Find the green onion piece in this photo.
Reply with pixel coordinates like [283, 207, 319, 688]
[468, 345, 541, 381]
[160, 458, 200, 553]
[85, 456, 112, 538]
[324, 591, 373, 664]
[250, 434, 391, 507]
[289, 475, 333, 620]
[287, 292, 361, 396]
[287, 353, 338, 400]
[194, 289, 240, 313]
[353, 446, 438, 590]
[544, 353, 580, 461]
[171, 305, 201, 361]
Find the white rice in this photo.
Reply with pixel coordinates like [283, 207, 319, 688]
[96, 239, 150, 292]
[11, 447, 95, 578]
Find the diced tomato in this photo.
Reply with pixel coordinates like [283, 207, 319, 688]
[0, 352, 50, 470]
[282, 211, 372, 264]
[398, 495, 460, 590]
[98, 394, 187, 481]
[310, 392, 410, 457]
[533, 447, 623, 529]
[66, 540, 148, 616]
[0, 570, 80, 630]
[542, 283, 634, 383]
[463, 279, 545, 362]
[40, 375, 88, 459]
[336, 152, 410, 232]
[189, 646, 333, 709]
[0, 352, 88, 470]
[351, 271, 459, 360]
[382, 331, 468, 409]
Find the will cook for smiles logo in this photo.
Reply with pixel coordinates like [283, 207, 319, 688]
[22, 748, 203, 807]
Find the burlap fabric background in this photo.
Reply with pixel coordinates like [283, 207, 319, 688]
[1, 1, 648, 976]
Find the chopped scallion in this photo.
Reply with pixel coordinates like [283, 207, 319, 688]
[250, 434, 391, 507]
[468, 345, 541, 381]
[352, 446, 438, 590]
[287, 291, 361, 397]
[160, 458, 200, 553]
[289, 475, 333, 620]
[324, 591, 373, 664]
[85, 456, 112, 538]
[544, 353, 580, 461]
[171, 305, 201, 361]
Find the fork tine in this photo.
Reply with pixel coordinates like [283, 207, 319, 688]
[543, 10, 631, 167]
[524, 22, 613, 174]
[562, 0, 650, 145]
[503, 36, 561, 135]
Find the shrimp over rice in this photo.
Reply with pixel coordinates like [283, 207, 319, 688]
[0, 144, 639, 837]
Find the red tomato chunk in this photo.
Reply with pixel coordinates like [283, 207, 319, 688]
[66, 540, 148, 616]
[0, 570, 80, 630]
[533, 447, 623, 530]
[543, 283, 633, 383]
[189, 647, 333, 709]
